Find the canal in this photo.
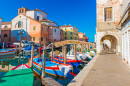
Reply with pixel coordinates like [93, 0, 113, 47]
[0, 48, 87, 86]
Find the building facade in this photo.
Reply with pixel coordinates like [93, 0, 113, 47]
[95, 0, 122, 54]
[0, 18, 2, 42]
[59, 25, 79, 40]
[78, 32, 86, 41]
[11, 7, 49, 45]
[119, 0, 130, 65]
[40, 19, 61, 44]
[1, 22, 11, 42]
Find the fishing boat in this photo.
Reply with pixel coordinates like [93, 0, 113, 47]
[0, 64, 33, 86]
[24, 46, 38, 53]
[0, 49, 15, 56]
[31, 57, 73, 77]
[53, 56, 83, 67]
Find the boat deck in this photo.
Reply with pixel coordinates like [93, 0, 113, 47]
[0, 68, 33, 86]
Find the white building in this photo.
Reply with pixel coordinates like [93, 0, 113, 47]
[120, 0, 130, 65]
[0, 17, 3, 42]
[95, 0, 122, 54]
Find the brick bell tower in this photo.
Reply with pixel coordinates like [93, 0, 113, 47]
[18, 7, 30, 15]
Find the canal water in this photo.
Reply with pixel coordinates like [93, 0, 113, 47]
[0, 49, 87, 86]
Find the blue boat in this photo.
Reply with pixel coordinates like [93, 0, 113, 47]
[53, 56, 82, 67]
[31, 57, 73, 77]
[24, 46, 38, 53]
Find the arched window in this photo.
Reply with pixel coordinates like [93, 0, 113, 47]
[22, 9, 24, 13]
[4, 34, 8, 37]
[18, 21, 22, 28]
[5, 26, 8, 28]
[20, 10, 21, 13]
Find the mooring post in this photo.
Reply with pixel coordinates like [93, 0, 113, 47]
[51, 43, 54, 60]
[87, 43, 89, 52]
[3, 42, 4, 49]
[74, 44, 76, 60]
[30, 43, 34, 69]
[81, 44, 83, 54]
[62, 44, 64, 57]
[85, 44, 86, 53]
[42, 44, 46, 78]
[64, 45, 66, 64]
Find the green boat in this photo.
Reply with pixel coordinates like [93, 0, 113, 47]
[0, 64, 33, 86]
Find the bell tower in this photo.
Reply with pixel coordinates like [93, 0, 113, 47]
[18, 7, 29, 15]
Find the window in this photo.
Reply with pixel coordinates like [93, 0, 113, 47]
[22, 9, 24, 13]
[33, 37, 35, 41]
[104, 7, 113, 21]
[70, 32, 72, 35]
[54, 29, 56, 32]
[20, 10, 21, 13]
[5, 26, 8, 28]
[70, 28, 72, 30]
[37, 16, 39, 21]
[47, 28, 48, 32]
[42, 27, 44, 31]
[41, 37, 43, 41]
[4, 34, 8, 37]
[46, 38, 48, 41]
[65, 37, 66, 40]
[65, 32, 66, 35]
[65, 28, 66, 30]
[18, 21, 22, 28]
[70, 37, 72, 39]
[33, 26, 36, 30]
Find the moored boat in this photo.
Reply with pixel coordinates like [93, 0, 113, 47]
[31, 57, 73, 77]
[0, 49, 15, 56]
[53, 56, 83, 67]
[0, 64, 33, 86]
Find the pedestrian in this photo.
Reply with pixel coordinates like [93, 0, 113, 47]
[103, 43, 105, 50]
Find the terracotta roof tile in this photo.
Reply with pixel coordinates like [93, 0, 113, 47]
[59, 25, 73, 27]
[2, 22, 11, 24]
[30, 8, 47, 14]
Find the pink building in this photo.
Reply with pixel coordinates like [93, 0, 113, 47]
[1, 22, 11, 42]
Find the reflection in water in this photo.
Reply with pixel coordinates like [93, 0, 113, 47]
[0, 49, 86, 86]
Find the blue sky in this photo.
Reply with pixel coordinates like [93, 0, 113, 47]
[0, 0, 96, 42]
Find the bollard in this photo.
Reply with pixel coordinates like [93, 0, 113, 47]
[30, 43, 34, 69]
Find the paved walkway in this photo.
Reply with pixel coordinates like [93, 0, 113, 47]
[82, 50, 130, 86]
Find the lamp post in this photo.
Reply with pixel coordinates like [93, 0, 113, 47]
[17, 29, 24, 63]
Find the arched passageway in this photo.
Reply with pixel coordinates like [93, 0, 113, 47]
[100, 35, 118, 53]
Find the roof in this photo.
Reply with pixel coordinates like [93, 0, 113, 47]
[2, 22, 11, 24]
[30, 8, 47, 14]
[40, 19, 57, 24]
[59, 25, 73, 27]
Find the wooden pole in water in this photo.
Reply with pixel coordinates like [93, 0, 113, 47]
[85, 44, 86, 53]
[3, 42, 4, 49]
[42, 44, 46, 78]
[62, 44, 64, 57]
[64, 45, 66, 64]
[51, 43, 54, 60]
[74, 44, 76, 60]
[30, 43, 34, 69]
[81, 44, 83, 54]
[87, 43, 89, 52]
